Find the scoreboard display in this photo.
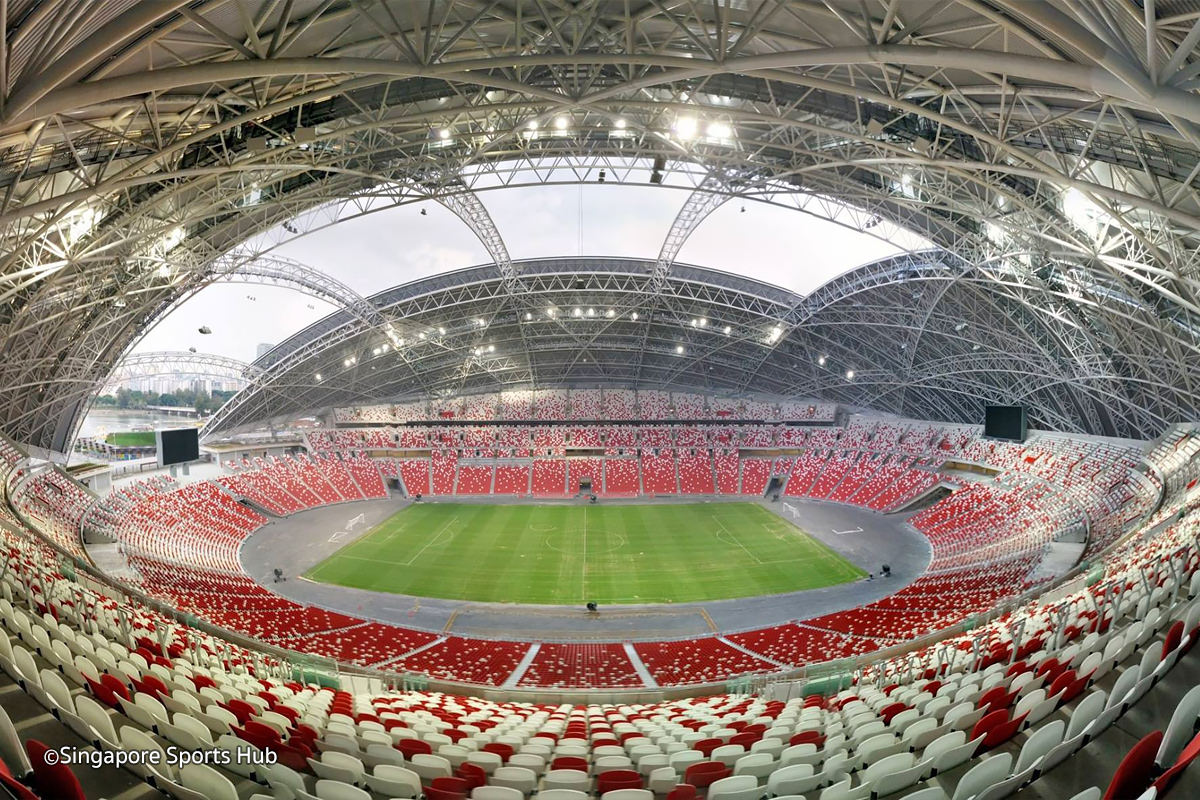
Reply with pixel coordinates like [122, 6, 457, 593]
[984, 405, 1027, 442]
[155, 428, 199, 467]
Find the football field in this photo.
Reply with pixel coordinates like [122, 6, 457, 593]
[303, 502, 866, 604]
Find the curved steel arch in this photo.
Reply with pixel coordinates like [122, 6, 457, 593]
[105, 352, 260, 385]
[208, 252, 390, 335]
[197, 254, 1197, 441]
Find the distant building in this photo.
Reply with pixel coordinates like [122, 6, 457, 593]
[256, 342, 275, 359]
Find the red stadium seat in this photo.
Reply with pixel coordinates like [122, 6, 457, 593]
[683, 761, 731, 789]
[1104, 730, 1163, 800]
[597, 770, 643, 794]
[25, 740, 85, 800]
[666, 785, 698, 800]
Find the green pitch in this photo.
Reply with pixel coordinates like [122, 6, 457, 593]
[303, 502, 866, 604]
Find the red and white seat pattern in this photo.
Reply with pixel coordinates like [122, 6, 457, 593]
[396, 458, 430, 495]
[805, 450, 857, 498]
[672, 392, 707, 418]
[569, 389, 602, 420]
[568, 458, 602, 495]
[640, 454, 678, 494]
[531, 459, 568, 496]
[601, 389, 637, 420]
[517, 643, 643, 688]
[0, 418, 1166, 694]
[498, 389, 535, 419]
[678, 451, 716, 494]
[392, 637, 530, 685]
[867, 463, 941, 511]
[715, 453, 741, 494]
[532, 389, 568, 421]
[218, 453, 385, 515]
[739, 458, 772, 495]
[638, 389, 671, 419]
[494, 463, 531, 494]
[4, 495, 1200, 800]
[1, 411, 1198, 800]
[783, 451, 827, 496]
[10, 467, 96, 560]
[431, 451, 458, 495]
[332, 389, 838, 424]
[602, 459, 640, 495]
[634, 638, 777, 686]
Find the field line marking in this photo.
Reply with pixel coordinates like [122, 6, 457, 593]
[401, 515, 459, 566]
[711, 514, 763, 565]
[325, 553, 421, 568]
[581, 504, 589, 599]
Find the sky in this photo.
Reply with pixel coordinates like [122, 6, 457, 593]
[132, 184, 928, 364]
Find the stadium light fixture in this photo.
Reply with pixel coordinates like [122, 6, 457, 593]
[845, 369, 855, 380]
[525, 312, 532, 320]
[631, 312, 639, 320]
[419, 332, 426, 339]
[724, 325, 731, 334]
[766, 325, 783, 344]
[984, 221, 1007, 246]
[554, 115, 569, 131]
[314, 373, 322, 381]
[676, 345, 685, 354]
[818, 355, 827, 366]
[587, 308, 595, 316]
[527, 120, 539, 130]
[475, 318, 486, 326]
[674, 116, 698, 140]
[488, 344, 495, 352]
[605, 309, 614, 317]
[615, 118, 626, 129]
[439, 128, 451, 140]
[547, 307, 556, 316]
[1062, 187, 1109, 238]
[573, 307, 582, 317]
[706, 121, 732, 140]
[59, 203, 104, 246]
[372, 347, 380, 355]
[438, 326, 446, 335]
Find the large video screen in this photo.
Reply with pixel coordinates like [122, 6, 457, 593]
[155, 428, 199, 467]
[984, 405, 1027, 442]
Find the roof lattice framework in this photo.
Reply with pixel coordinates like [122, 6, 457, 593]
[2, 0, 1200, 450]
